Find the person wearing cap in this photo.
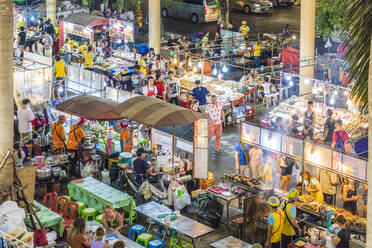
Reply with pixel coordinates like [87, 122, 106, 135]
[67, 119, 87, 176]
[265, 196, 284, 248]
[31, 112, 46, 139]
[303, 101, 316, 140]
[191, 80, 210, 107]
[280, 189, 302, 248]
[132, 148, 151, 185]
[17, 99, 34, 146]
[239, 21, 250, 39]
[120, 120, 133, 153]
[51, 115, 67, 154]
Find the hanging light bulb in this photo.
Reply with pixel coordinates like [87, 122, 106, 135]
[289, 80, 294, 87]
[347, 99, 352, 106]
[285, 74, 291, 81]
[188, 60, 192, 67]
[193, 66, 197, 73]
[198, 61, 203, 68]
[344, 90, 348, 96]
[213, 68, 218, 76]
[333, 89, 338, 96]
[218, 73, 223, 79]
[312, 87, 317, 94]
[173, 58, 177, 64]
[222, 65, 228, 73]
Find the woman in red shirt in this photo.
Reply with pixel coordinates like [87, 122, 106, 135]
[154, 73, 166, 100]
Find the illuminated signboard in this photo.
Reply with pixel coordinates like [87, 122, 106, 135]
[109, 18, 134, 43]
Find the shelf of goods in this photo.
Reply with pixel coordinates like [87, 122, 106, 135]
[180, 74, 246, 107]
[95, 57, 134, 76]
[268, 96, 367, 141]
[223, 173, 264, 194]
[297, 200, 366, 233]
[113, 50, 140, 63]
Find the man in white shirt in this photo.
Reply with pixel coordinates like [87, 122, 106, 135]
[17, 99, 34, 145]
[205, 95, 224, 154]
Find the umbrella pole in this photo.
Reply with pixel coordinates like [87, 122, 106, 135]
[172, 125, 175, 175]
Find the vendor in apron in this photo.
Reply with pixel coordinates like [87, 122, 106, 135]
[302, 170, 324, 203]
[265, 197, 284, 248]
[120, 120, 133, 153]
[32, 112, 46, 139]
[66, 119, 87, 177]
[51, 115, 67, 154]
[281, 189, 302, 248]
[142, 76, 158, 98]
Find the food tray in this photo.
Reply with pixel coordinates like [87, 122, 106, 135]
[289, 238, 309, 247]
[222, 177, 261, 194]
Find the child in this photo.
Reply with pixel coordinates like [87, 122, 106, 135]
[90, 227, 108, 248]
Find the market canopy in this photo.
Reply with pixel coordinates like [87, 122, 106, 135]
[115, 96, 203, 126]
[55, 95, 123, 121]
[64, 13, 108, 27]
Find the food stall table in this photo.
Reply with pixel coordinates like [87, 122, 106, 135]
[206, 189, 240, 232]
[25, 201, 66, 236]
[86, 221, 143, 247]
[134, 201, 214, 248]
[210, 236, 252, 248]
[68, 177, 134, 224]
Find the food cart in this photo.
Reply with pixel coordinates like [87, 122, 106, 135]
[58, 13, 108, 48]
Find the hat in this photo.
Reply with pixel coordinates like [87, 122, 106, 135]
[77, 119, 87, 125]
[287, 189, 299, 199]
[268, 196, 280, 207]
[22, 99, 31, 105]
[120, 120, 129, 128]
[195, 80, 201, 84]
[242, 21, 247, 25]
[58, 115, 67, 121]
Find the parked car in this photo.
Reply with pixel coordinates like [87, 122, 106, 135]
[235, 0, 274, 14]
[161, 0, 220, 24]
[270, 0, 295, 7]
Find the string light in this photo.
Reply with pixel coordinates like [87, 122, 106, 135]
[289, 80, 294, 87]
[213, 68, 218, 76]
[222, 65, 228, 73]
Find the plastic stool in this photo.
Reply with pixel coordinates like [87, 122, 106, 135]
[82, 207, 98, 221]
[147, 239, 165, 248]
[128, 224, 146, 241]
[95, 214, 104, 224]
[75, 202, 86, 217]
[136, 233, 153, 247]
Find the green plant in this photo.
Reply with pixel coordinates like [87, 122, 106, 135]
[340, 0, 372, 108]
[315, 0, 346, 37]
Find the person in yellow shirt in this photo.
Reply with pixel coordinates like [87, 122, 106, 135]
[67, 119, 87, 176]
[120, 120, 133, 153]
[84, 45, 94, 71]
[253, 42, 261, 68]
[239, 21, 250, 39]
[280, 189, 302, 248]
[51, 115, 66, 154]
[202, 32, 209, 51]
[265, 197, 284, 248]
[302, 170, 324, 203]
[54, 55, 67, 79]
[138, 52, 147, 75]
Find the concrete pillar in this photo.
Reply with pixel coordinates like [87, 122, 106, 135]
[149, 0, 161, 54]
[0, 0, 14, 200]
[299, 0, 315, 96]
[367, 34, 372, 248]
[46, 0, 57, 25]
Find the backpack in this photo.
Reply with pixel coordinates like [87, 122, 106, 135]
[335, 131, 345, 151]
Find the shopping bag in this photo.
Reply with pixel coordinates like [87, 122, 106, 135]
[174, 185, 191, 210]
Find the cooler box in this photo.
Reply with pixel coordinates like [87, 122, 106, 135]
[245, 106, 254, 120]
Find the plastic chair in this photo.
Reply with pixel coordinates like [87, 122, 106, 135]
[42, 192, 57, 210]
[128, 224, 146, 241]
[95, 214, 104, 224]
[136, 233, 153, 247]
[58, 195, 71, 201]
[82, 207, 98, 221]
[53, 196, 69, 215]
[75, 201, 86, 217]
[123, 200, 137, 223]
[63, 202, 79, 228]
[147, 239, 165, 248]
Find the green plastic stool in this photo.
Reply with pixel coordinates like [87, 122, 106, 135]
[136, 233, 153, 247]
[123, 201, 137, 223]
[82, 207, 98, 221]
[170, 231, 193, 248]
[95, 214, 104, 224]
[75, 202, 86, 217]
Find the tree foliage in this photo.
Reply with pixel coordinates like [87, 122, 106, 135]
[340, 0, 372, 108]
[315, 0, 346, 37]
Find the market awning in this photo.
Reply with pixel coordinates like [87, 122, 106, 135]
[64, 13, 108, 27]
[115, 96, 203, 126]
[55, 95, 123, 121]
